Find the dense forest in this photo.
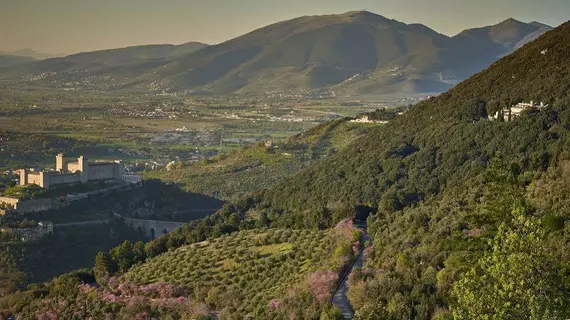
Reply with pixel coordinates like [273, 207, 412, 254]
[1, 20, 570, 320]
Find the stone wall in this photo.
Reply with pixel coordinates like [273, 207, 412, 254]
[1, 182, 139, 215]
[15, 198, 56, 214]
[0, 197, 57, 214]
[27, 172, 44, 186]
[121, 174, 143, 185]
[66, 162, 81, 173]
[47, 173, 80, 186]
[88, 164, 120, 180]
[0, 221, 54, 242]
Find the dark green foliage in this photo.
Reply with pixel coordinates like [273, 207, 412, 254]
[542, 215, 566, 232]
[223, 21, 570, 231]
[94, 251, 117, 281]
[451, 207, 570, 319]
[2, 184, 46, 200]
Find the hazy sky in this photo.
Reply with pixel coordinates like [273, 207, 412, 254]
[1, 0, 568, 54]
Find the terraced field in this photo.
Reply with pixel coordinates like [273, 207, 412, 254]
[127, 227, 357, 319]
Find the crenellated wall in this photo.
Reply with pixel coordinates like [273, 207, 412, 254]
[66, 162, 81, 173]
[0, 197, 19, 208]
[46, 172, 80, 186]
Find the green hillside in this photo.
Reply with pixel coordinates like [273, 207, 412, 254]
[147, 117, 382, 201]
[126, 12, 551, 95]
[8, 223, 362, 319]
[0, 54, 35, 68]
[249, 21, 570, 225]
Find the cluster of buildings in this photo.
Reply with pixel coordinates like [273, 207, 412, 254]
[349, 115, 389, 124]
[490, 101, 549, 122]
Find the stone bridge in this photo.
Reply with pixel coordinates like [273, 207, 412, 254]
[112, 211, 185, 239]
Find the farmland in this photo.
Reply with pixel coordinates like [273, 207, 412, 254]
[0, 88, 428, 170]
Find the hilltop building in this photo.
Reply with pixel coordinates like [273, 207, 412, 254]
[490, 101, 548, 122]
[19, 153, 125, 188]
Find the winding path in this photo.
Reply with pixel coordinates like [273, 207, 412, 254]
[332, 228, 370, 319]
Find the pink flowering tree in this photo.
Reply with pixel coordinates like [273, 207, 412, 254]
[334, 219, 362, 242]
[363, 246, 373, 258]
[308, 270, 339, 303]
[268, 298, 281, 310]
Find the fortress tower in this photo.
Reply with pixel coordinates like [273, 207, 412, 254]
[78, 156, 89, 183]
[56, 153, 65, 172]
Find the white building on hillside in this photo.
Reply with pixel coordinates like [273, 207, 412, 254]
[490, 101, 548, 122]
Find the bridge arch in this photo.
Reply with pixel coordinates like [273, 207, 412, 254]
[112, 211, 185, 240]
[124, 218, 184, 240]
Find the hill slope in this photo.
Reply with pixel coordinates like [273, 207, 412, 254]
[253, 21, 569, 220]
[1, 49, 63, 60]
[10, 225, 361, 319]
[1, 42, 208, 87]
[0, 54, 35, 68]
[147, 117, 382, 201]
[3, 12, 549, 95]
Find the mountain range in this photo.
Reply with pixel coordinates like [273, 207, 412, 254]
[1, 11, 551, 95]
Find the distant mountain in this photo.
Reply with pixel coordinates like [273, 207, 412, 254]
[1, 48, 63, 60]
[148, 13, 551, 95]
[512, 22, 552, 51]
[449, 18, 552, 78]
[3, 42, 209, 76]
[0, 54, 36, 68]
[1, 12, 551, 95]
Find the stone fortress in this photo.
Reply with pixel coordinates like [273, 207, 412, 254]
[1, 154, 142, 216]
[19, 153, 125, 188]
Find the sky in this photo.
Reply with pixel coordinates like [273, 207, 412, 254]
[1, 0, 568, 55]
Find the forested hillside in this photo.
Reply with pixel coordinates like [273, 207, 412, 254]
[252, 21, 570, 225]
[147, 117, 380, 201]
